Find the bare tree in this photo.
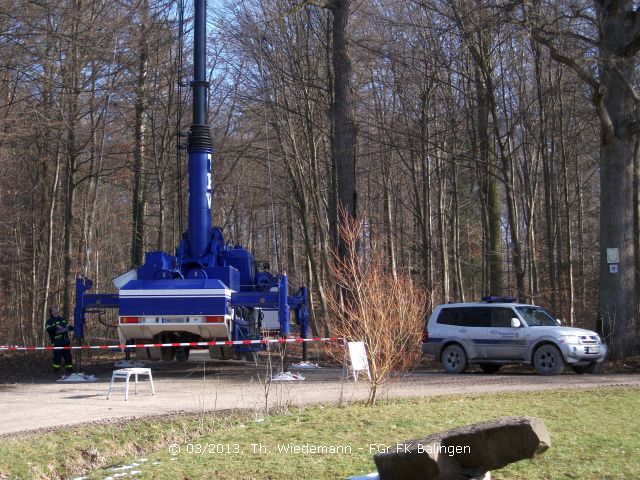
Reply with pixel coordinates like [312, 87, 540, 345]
[524, 0, 639, 356]
[131, 0, 151, 267]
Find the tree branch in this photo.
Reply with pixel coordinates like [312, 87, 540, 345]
[531, 31, 599, 89]
[531, 31, 616, 144]
[295, 0, 337, 10]
[592, 86, 616, 145]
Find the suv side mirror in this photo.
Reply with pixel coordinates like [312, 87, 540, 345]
[511, 318, 522, 328]
[556, 318, 563, 325]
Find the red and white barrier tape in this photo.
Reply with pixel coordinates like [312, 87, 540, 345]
[0, 337, 341, 352]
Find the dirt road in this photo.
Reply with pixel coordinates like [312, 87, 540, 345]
[2, 352, 639, 436]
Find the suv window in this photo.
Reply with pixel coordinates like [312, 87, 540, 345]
[515, 306, 558, 326]
[437, 309, 459, 325]
[491, 308, 515, 327]
[437, 307, 492, 327]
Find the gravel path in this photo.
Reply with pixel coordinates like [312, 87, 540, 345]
[2, 352, 639, 436]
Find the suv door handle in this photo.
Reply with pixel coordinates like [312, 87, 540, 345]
[489, 330, 498, 334]
[458, 329, 467, 333]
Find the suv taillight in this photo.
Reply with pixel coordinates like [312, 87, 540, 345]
[421, 331, 429, 343]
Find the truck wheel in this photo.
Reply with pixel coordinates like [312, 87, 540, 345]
[244, 351, 258, 362]
[441, 344, 468, 374]
[161, 347, 175, 362]
[572, 362, 601, 374]
[533, 344, 565, 375]
[175, 347, 190, 363]
[479, 363, 501, 374]
[135, 347, 150, 360]
[209, 346, 233, 360]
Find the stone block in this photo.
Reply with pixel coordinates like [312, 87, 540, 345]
[373, 416, 550, 480]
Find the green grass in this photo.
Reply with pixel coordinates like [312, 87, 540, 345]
[2, 387, 639, 479]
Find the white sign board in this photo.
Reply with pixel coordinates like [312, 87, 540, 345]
[348, 341, 371, 382]
[606, 248, 620, 264]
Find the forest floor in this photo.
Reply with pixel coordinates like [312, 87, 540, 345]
[1, 348, 639, 437]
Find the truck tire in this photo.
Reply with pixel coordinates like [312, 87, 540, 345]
[441, 344, 468, 374]
[161, 347, 175, 362]
[209, 346, 232, 360]
[175, 347, 190, 362]
[533, 344, 565, 375]
[135, 347, 150, 360]
[244, 351, 257, 362]
[135, 341, 160, 361]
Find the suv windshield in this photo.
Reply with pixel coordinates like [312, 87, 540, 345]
[515, 306, 559, 327]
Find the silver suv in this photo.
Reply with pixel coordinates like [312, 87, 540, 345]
[422, 298, 607, 375]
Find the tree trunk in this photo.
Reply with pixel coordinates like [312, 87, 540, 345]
[436, 151, 449, 302]
[42, 148, 61, 341]
[131, 0, 149, 267]
[597, 3, 638, 357]
[475, 61, 503, 297]
[382, 163, 397, 281]
[558, 89, 575, 325]
[535, 46, 559, 310]
[451, 158, 465, 302]
[599, 133, 637, 355]
[330, 0, 357, 257]
[30, 208, 38, 343]
[635, 135, 640, 331]
[286, 203, 297, 276]
[417, 91, 433, 293]
[62, 0, 82, 320]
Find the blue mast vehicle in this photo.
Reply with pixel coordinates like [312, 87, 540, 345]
[74, 0, 309, 362]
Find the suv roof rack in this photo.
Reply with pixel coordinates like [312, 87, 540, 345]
[481, 296, 515, 303]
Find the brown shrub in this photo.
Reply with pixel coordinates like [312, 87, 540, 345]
[324, 215, 426, 404]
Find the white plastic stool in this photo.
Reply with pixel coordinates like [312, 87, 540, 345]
[107, 368, 155, 401]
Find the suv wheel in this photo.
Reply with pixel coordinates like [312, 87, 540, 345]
[479, 363, 501, 374]
[572, 362, 601, 374]
[533, 344, 565, 375]
[441, 344, 468, 374]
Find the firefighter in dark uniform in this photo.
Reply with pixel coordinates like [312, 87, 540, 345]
[45, 306, 74, 375]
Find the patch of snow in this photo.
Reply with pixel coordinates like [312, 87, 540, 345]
[56, 373, 97, 383]
[289, 361, 321, 369]
[271, 371, 305, 382]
